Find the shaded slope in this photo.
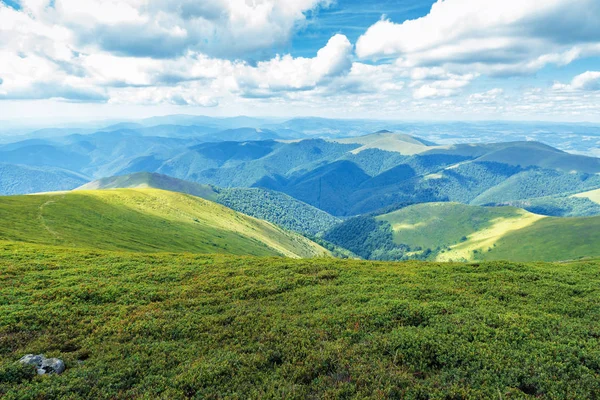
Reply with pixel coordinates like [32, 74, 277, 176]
[0, 189, 328, 258]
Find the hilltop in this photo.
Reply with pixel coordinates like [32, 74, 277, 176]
[2, 242, 600, 398]
[77, 172, 219, 201]
[77, 172, 341, 236]
[329, 131, 435, 155]
[0, 189, 328, 258]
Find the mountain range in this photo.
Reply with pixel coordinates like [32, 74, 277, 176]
[1, 118, 599, 262]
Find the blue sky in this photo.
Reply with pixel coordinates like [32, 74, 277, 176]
[1, 0, 600, 122]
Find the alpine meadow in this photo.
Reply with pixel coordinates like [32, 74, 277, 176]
[2, 0, 600, 399]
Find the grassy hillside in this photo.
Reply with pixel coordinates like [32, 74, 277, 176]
[481, 216, 600, 262]
[77, 173, 340, 235]
[379, 203, 536, 251]
[76, 172, 219, 201]
[0, 189, 328, 258]
[325, 202, 600, 262]
[2, 242, 600, 398]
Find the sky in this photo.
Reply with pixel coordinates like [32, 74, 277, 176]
[1, 0, 600, 122]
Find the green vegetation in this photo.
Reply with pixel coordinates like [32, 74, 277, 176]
[0, 189, 328, 258]
[482, 215, 600, 262]
[77, 172, 219, 201]
[323, 216, 401, 260]
[0, 163, 88, 196]
[573, 188, 600, 205]
[495, 195, 600, 217]
[78, 172, 340, 236]
[379, 203, 526, 250]
[472, 169, 600, 205]
[217, 188, 340, 236]
[324, 202, 600, 262]
[2, 242, 600, 398]
[324, 203, 531, 261]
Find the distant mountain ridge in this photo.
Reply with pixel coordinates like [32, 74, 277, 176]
[1, 128, 599, 218]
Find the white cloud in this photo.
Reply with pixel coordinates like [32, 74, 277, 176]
[468, 88, 504, 103]
[17, 0, 332, 59]
[411, 72, 476, 99]
[235, 34, 353, 96]
[356, 0, 600, 75]
[553, 71, 600, 91]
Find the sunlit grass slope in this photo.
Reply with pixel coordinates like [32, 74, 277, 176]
[378, 202, 600, 262]
[76, 172, 219, 201]
[481, 215, 600, 262]
[2, 241, 600, 398]
[573, 188, 600, 205]
[379, 202, 539, 250]
[0, 189, 328, 258]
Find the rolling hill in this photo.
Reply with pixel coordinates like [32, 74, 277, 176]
[330, 131, 435, 155]
[76, 173, 341, 235]
[0, 189, 329, 258]
[76, 172, 219, 201]
[480, 215, 600, 262]
[324, 202, 600, 262]
[2, 129, 599, 218]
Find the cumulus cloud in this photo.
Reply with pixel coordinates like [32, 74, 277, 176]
[356, 0, 600, 75]
[2, 0, 600, 118]
[0, 0, 352, 105]
[468, 88, 504, 103]
[17, 0, 332, 59]
[553, 71, 600, 91]
[410, 71, 476, 99]
[235, 34, 353, 97]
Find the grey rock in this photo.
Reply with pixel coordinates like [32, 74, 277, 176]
[40, 358, 66, 374]
[18, 354, 66, 375]
[19, 354, 44, 367]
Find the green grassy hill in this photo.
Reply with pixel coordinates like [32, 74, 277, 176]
[0, 189, 328, 258]
[381, 203, 600, 262]
[324, 202, 600, 262]
[379, 202, 533, 251]
[77, 172, 219, 200]
[2, 241, 600, 398]
[481, 215, 600, 262]
[77, 173, 341, 235]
